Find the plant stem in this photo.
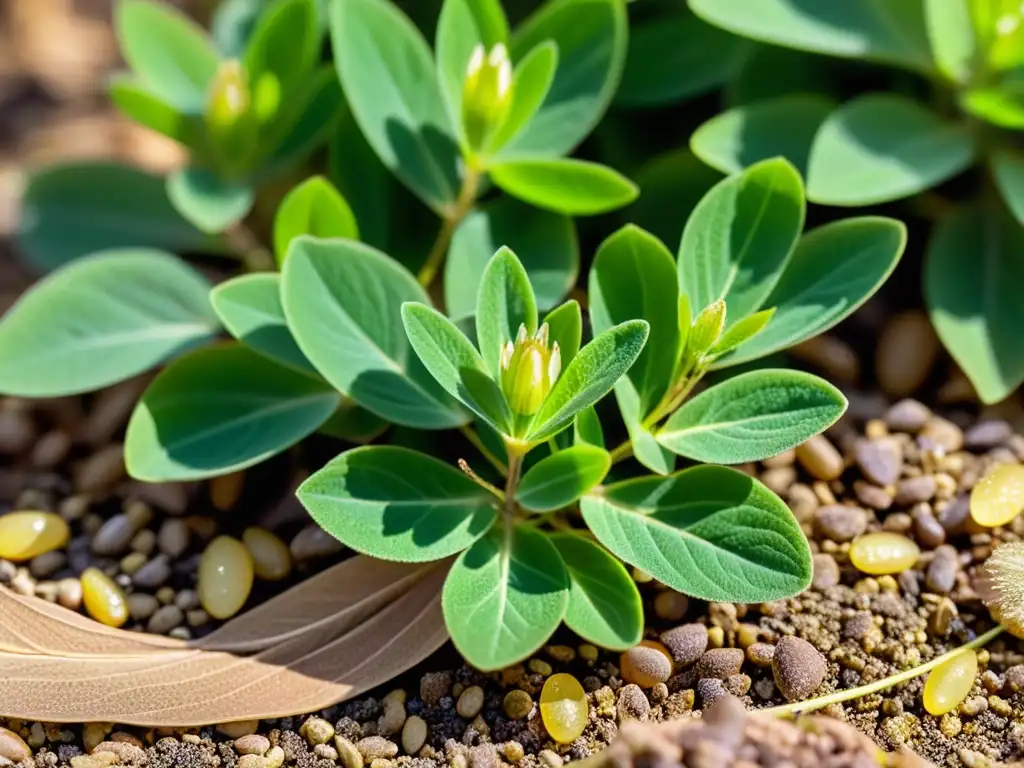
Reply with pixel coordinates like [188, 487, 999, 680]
[459, 425, 508, 476]
[608, 371, 705, 466]
[763, 625, 1006, 718]
[457, 459, 505, 501]
[417, 167, 482, 287]
[227, 222, 275, 272]
[608, 439, 634, 464]
[504, 449, 524, 518]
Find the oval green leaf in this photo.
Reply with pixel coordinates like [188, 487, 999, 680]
[0, 249, 218, 397]
[991, 148, 1024, 227]
[273, 175, 359, 265]
[924, 0, 974, 83]
[476, 247, 538, 378]
[806, 94, 975, 206]
[549, 533, 642, 650]
[489, 41, 558, 153]
[581, 465, 811, 602]
[516, 444, 611, 512]
[443, 522, 569, 670]
[108, 76, 199, 148]
[543, 299, 582, 370]
[243, 0, 321, 108]
[715, 217, 906, 367]
[281, 237, 467, 429]
[125, 343, 340, 481]
[656, 369, 846, 463]
[489, 157, 638, 216]
[166, 167, 255, 234]
[296, 446, 498, 562]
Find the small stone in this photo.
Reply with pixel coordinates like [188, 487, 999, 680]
[723, 673, 751, 696]
[147, 604, 184, 634]
[236, 755, 267, 768]
[930, 597, 957, 636]
[217, 721, 259, 739]
[198, 535, 253, 620]
[0, 726, 31, 762]
[854, 480, 893, 510]
[265, 746, 284, 768]
[300, 716, 335, 746]
[538, 750, 562, 768]
[772, 636, 826, 701]
[457, 685, 485, 719]
[400, 716, 427, 755]
[620, 642, 673, 687]
[965, 420, 1012, 449]
[855, 438, 903, 486]
[940, 713, 963, 738]
[91, 514, 136, 556]
[653, 591, 689, 621]
[210, 471, 245, 511]
[243, 527, 292, 581]
[127, 592, 159, 621]
[157, 519, 189, 559]
[616, 683, 650, 721]
[528, 658, 553, 676]
[57, 576, 83, 610]
[175, 589, 201, 611]
[920, 417, 964, 453]
[695, 648, 744, 680]
[895, 476, 937, 506]
[814, 504, 868, 542]
[29, 550, 66, 579]
[660, 623, 708, 667]
[0, 511, 70, 561]
[811, 553, 840, 589]
[377, 690, 406, 736]
[938, 494, 971, 534]
[130, 529, 157, 556]
[290, 524, 346, 561]
[746, 643, 775, 667]
[885, 400, 931, 433]
[71, 753, 119, 768]
[795, 435, 844, 481]
[355, 736, 397, 761]
[498, 742, 524, 763]
[925, 545, 958, 594]
[81, 568, 128, 627]
[876, 310, 938, 398]
[419, 671, 451, 706]
[1005, 665, 1024, 692]
[119, 552, 147, 576]
[546, 644, 575, 663]
[132, 555, 172, 589]
[334, 737, 363, 768]
[697, 678, 726, 708]
[912, 508, 946, 548]
[235, 735, 270, 756]
[502, 690, 533, 720]
[75, 444, 125, 494]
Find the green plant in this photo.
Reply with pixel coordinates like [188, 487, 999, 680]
[0, 0, 909, 670]
[667, 0, 1024, 404]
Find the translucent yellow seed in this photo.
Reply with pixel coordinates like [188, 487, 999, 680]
[849, 532, 920, 575]
[539, 673, 588, 744]
[0, 511, 70, 562]
[971, 464, 1024, 528]
[199, 536, 254, 619]
[923, 650, 977, 715]
[242, 527, 292, 581]
[81, 567, 129, 628]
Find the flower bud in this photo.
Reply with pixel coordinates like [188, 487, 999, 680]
[205, 59, 257, 175]
[462, 43, 513, 152]
[500, 323, 561, 416]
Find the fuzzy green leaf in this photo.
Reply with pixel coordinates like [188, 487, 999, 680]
[991, 148, 1024, 227]
[273, 176, 359, 265]
[807, 94, 975, 206]
[281, 237, 467, 428]
[296, 446, 498, 562]
[489, 157, 638, 215]
[657, 369, 846, 463]
[263, 65, 344, 171]
[581, 465, 811, 602]
[516, 445, 611, 512]
[477, 248, 538, 378]
[0, 250, 218, 397]
[549, 533, 642, 649]
[108, 76, 199, 148]
[679, 158, 804, 325]
[708, 308, 775, 358]
[489, 41, 558, 153]
[715, 217, 905, 367]
[924, 0, 974, 83]
[243, 0, 321, 114]
[543, 300, 582, 369]
[166, 167, 255, 234]
[574, 406, 604, 448]
[125, 343, 339, 481]
[443, 522, 569, 670]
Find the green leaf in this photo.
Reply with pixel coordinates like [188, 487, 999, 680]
[17, 163, 211, 272]
[924, 0, 974, 83]
[925, 202, 1024, 404]
[296, 446, 497, 561]
[477, 248, 539, 378]
[679, 158, 804, 327]
[330, 100, 394, 250]
[991, 148, 1024, 227]
[281, 237, 467, 428]
[506, 0, 627, 156]
[526, 320, 649, 443]
[445, 196, 578, 319]
[211, 0, 267, 58]
[589, 225, 679, 417]
[726, 45, 838, 106]
[581, 465, 811, 602]
[318, 399, 389, 444]
[688, 0, 932, 72]
[401, 303, 513, 434]
[273, 176, 359, 265]
[962, 83, 1024, 129]
[244, 0, 321, 118]
[549, 533, 642, 649]
[443, 522, 568, 670]
[108, 76, 199, 148]
[543, 300, 582, 369]
[489, 41, 558, 152]
[516, 445, 611, 512]
[331, 0, 460, 211]
[716, 217, 906, 367]
[262, 65, 345, 170]
[657, 369, 846, 463]
[166, 167, 255, 234]
[489, 157, 638, 215]
[627, 149, 723, 249]
[574, 406, 604, 448]
[125, 343, 339, 481]
[209, 273, 316, 374]
[0, 249, 218, 397]
[690, 95, 835, 178]
[436, 0, 509, 143]
[116, 0, 221, 110]
[806, 94, 975, 206]
[615, 9, 747, 108]
[708, 308, 774, 358]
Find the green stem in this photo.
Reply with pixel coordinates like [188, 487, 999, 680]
[459, 425, 508, 476]
[417, 167, 482, 287]
[608, 370, 705, 466]
[763, 625, 1006, 718]
[608, 439, 634, 464]
[504, 449, 524, 518]
[457, 459, 505, 501]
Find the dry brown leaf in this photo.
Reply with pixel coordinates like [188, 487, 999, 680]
[0, 556, 450, 725]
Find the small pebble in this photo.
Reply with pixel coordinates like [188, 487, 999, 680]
[965, 420, 1012, 449]
[724, 673, 751, 696]
[855, 438, 902, 486]
[746, 643, 775, 667]
[419, 671, 451, 705]
[74, 444, 125, 493]
[157, 519, 189, 558]
[924, 650, 978, 715]
[912, 508, 945, 548]
[300, 717, 335, 746]
[539, 673, 588, 744]
[147, 604, 184, 634]
[30, 430, 71, 469]
[920, 417, 964, 453]
[885, 400, 931, 433]
[119, 552, 147, 576]
[290, 524, 346, 561]
[795, 435, 844, 481]
[697, 677, 726, 708]
[457, 685, 485, 719]
[925, 545, 958, 593]
[334, 737, 363, 768]
[772, 636, 826, 701]
[57, 577, 83, 610]
[853, 480, 893, 510]
[538, 750, 562, 768]
[616, 683, 650, 721]
[198, 535, 254, 620]
[503, 690, 533, 720]
[849, 532, 920, 575]
[811, 553, 840, 589]
[660, 623, 708, 667]
[695, 648, 744, 680]
[896, 476, 937, 506]
[0, 511, 70, 561]
[401, 716, 427, 755]
[91, 514, 136, 556]
[243, 527, 292, 581]
[814, 504, 867, 542]
[81, 567, 129, 627]
[971, 463, 1024, 528]
[235, 735, 270, 756]
[29, 550, 66, 578]
[130, 529, 157, 556]
[938, 494, 971, 534]
[132, 555, 172, 589]
[127, 592, 159, 621]
[620, 641, 672, 687]
[653, 591, 689, 621]
[355, 736, 397, 761]
[210, 471, 245, 511]
[876, 310, 937, 398]
[0, 726, 32, 763]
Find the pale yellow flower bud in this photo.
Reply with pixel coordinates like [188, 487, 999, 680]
[462, 43, 513, 152]
[499, 323, 560, 416]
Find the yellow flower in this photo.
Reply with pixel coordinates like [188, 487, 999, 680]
[499, 323, 561, 416]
